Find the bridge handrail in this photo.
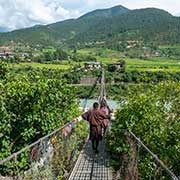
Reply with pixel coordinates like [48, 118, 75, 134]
[0, 117, 81, 165]
[127, 130, 179, 180]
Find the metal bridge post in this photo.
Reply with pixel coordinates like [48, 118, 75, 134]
[13, 153, 18, 180]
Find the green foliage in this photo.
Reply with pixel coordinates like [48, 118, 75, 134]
[0, 61, 89, 177]
[33, 49, 69, 62]
[51, 121, 88, 179]
[71, 53, 97, 62]
[0, 73, 79, 162]
[55, 49, 69, 60]
[84, 55, 97, 62]
[107, 64, 117, 72]
[106, 71, 180, 83]
[63, 70, 83, 84]
[108, 82, 180, 177]
[0, 61, 9, 79]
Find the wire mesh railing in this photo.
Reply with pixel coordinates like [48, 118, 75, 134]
[0, 117, 88, 180]
[127, 130, 179, 180]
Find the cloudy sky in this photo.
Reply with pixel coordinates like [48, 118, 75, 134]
[0, 0, 180, 31]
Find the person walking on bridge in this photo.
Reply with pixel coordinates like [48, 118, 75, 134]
[99, 100, 111, 136]
[82, 102, 107, 153]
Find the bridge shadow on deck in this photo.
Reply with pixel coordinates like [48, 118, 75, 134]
[68, 138, 113, 180]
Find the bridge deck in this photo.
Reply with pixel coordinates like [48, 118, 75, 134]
[68, 139, 113, 180]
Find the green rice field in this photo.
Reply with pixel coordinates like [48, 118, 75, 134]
[10, 48, 180, 72]
[12, 62, 70, 70]
[78, 48, 180, 72]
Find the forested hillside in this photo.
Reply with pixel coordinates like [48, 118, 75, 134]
[0, 5, 180, 46]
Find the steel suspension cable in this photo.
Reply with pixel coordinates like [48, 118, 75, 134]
[99, 69, 106, 103]
[91, 69, 179, 180]
[127, 130, 179, 180]
[83, 75, 101, 110]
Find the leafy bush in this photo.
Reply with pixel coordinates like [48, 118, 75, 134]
[0, 61, 9, 79]
[108, 82, 180, 178]
[0, 74, 79, 162]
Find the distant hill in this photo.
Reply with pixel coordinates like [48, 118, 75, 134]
[0, 5, 180, 46]
[79, 5, 130, 19]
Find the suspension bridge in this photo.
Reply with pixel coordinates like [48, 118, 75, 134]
[0, 69, 179, 180]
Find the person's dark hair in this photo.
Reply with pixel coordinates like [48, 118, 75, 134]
[100, 99, 107, 108]
[93, 102, 99, 109]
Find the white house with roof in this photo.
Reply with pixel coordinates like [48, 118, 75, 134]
[84, 62, 101, 70]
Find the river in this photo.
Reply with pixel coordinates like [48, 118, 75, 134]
[80, 99, 119, 110]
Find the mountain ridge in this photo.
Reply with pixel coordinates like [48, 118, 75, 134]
[0, 5, 180, 46]
[78, 5, 130, 19]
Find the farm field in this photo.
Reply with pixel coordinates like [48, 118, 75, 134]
[124, 57, 180, 72]
[159, 45, 180, 49]
[78, 48, 180, 72]
[12, 62, 71, 70]
[9, 48, 180, 72]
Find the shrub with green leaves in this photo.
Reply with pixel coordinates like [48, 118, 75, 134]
[108, 81, 180, 178]
[0, 74, 79, 161]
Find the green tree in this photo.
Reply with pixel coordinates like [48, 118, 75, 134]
[0, 74, 79, 164]
[108, 82, 180, 178]
[0, 61, 9, 79]
[55, 49, 68, 60]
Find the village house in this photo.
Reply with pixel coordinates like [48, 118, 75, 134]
[84, 62, 101, 70]
[0, 51, 15, 59]
[0, 46, 15, 59]
[111, 61, 125, 71]
[154, 52, 160, 57]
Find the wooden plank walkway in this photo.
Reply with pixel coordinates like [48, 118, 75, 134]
[68, 139, 113, 180]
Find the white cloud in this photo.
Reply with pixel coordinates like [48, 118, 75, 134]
[82, 0, 180, 15]
[0, 0, 81, 31]
[121, 0, 180, 15]
[0, 0, 180, 31]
